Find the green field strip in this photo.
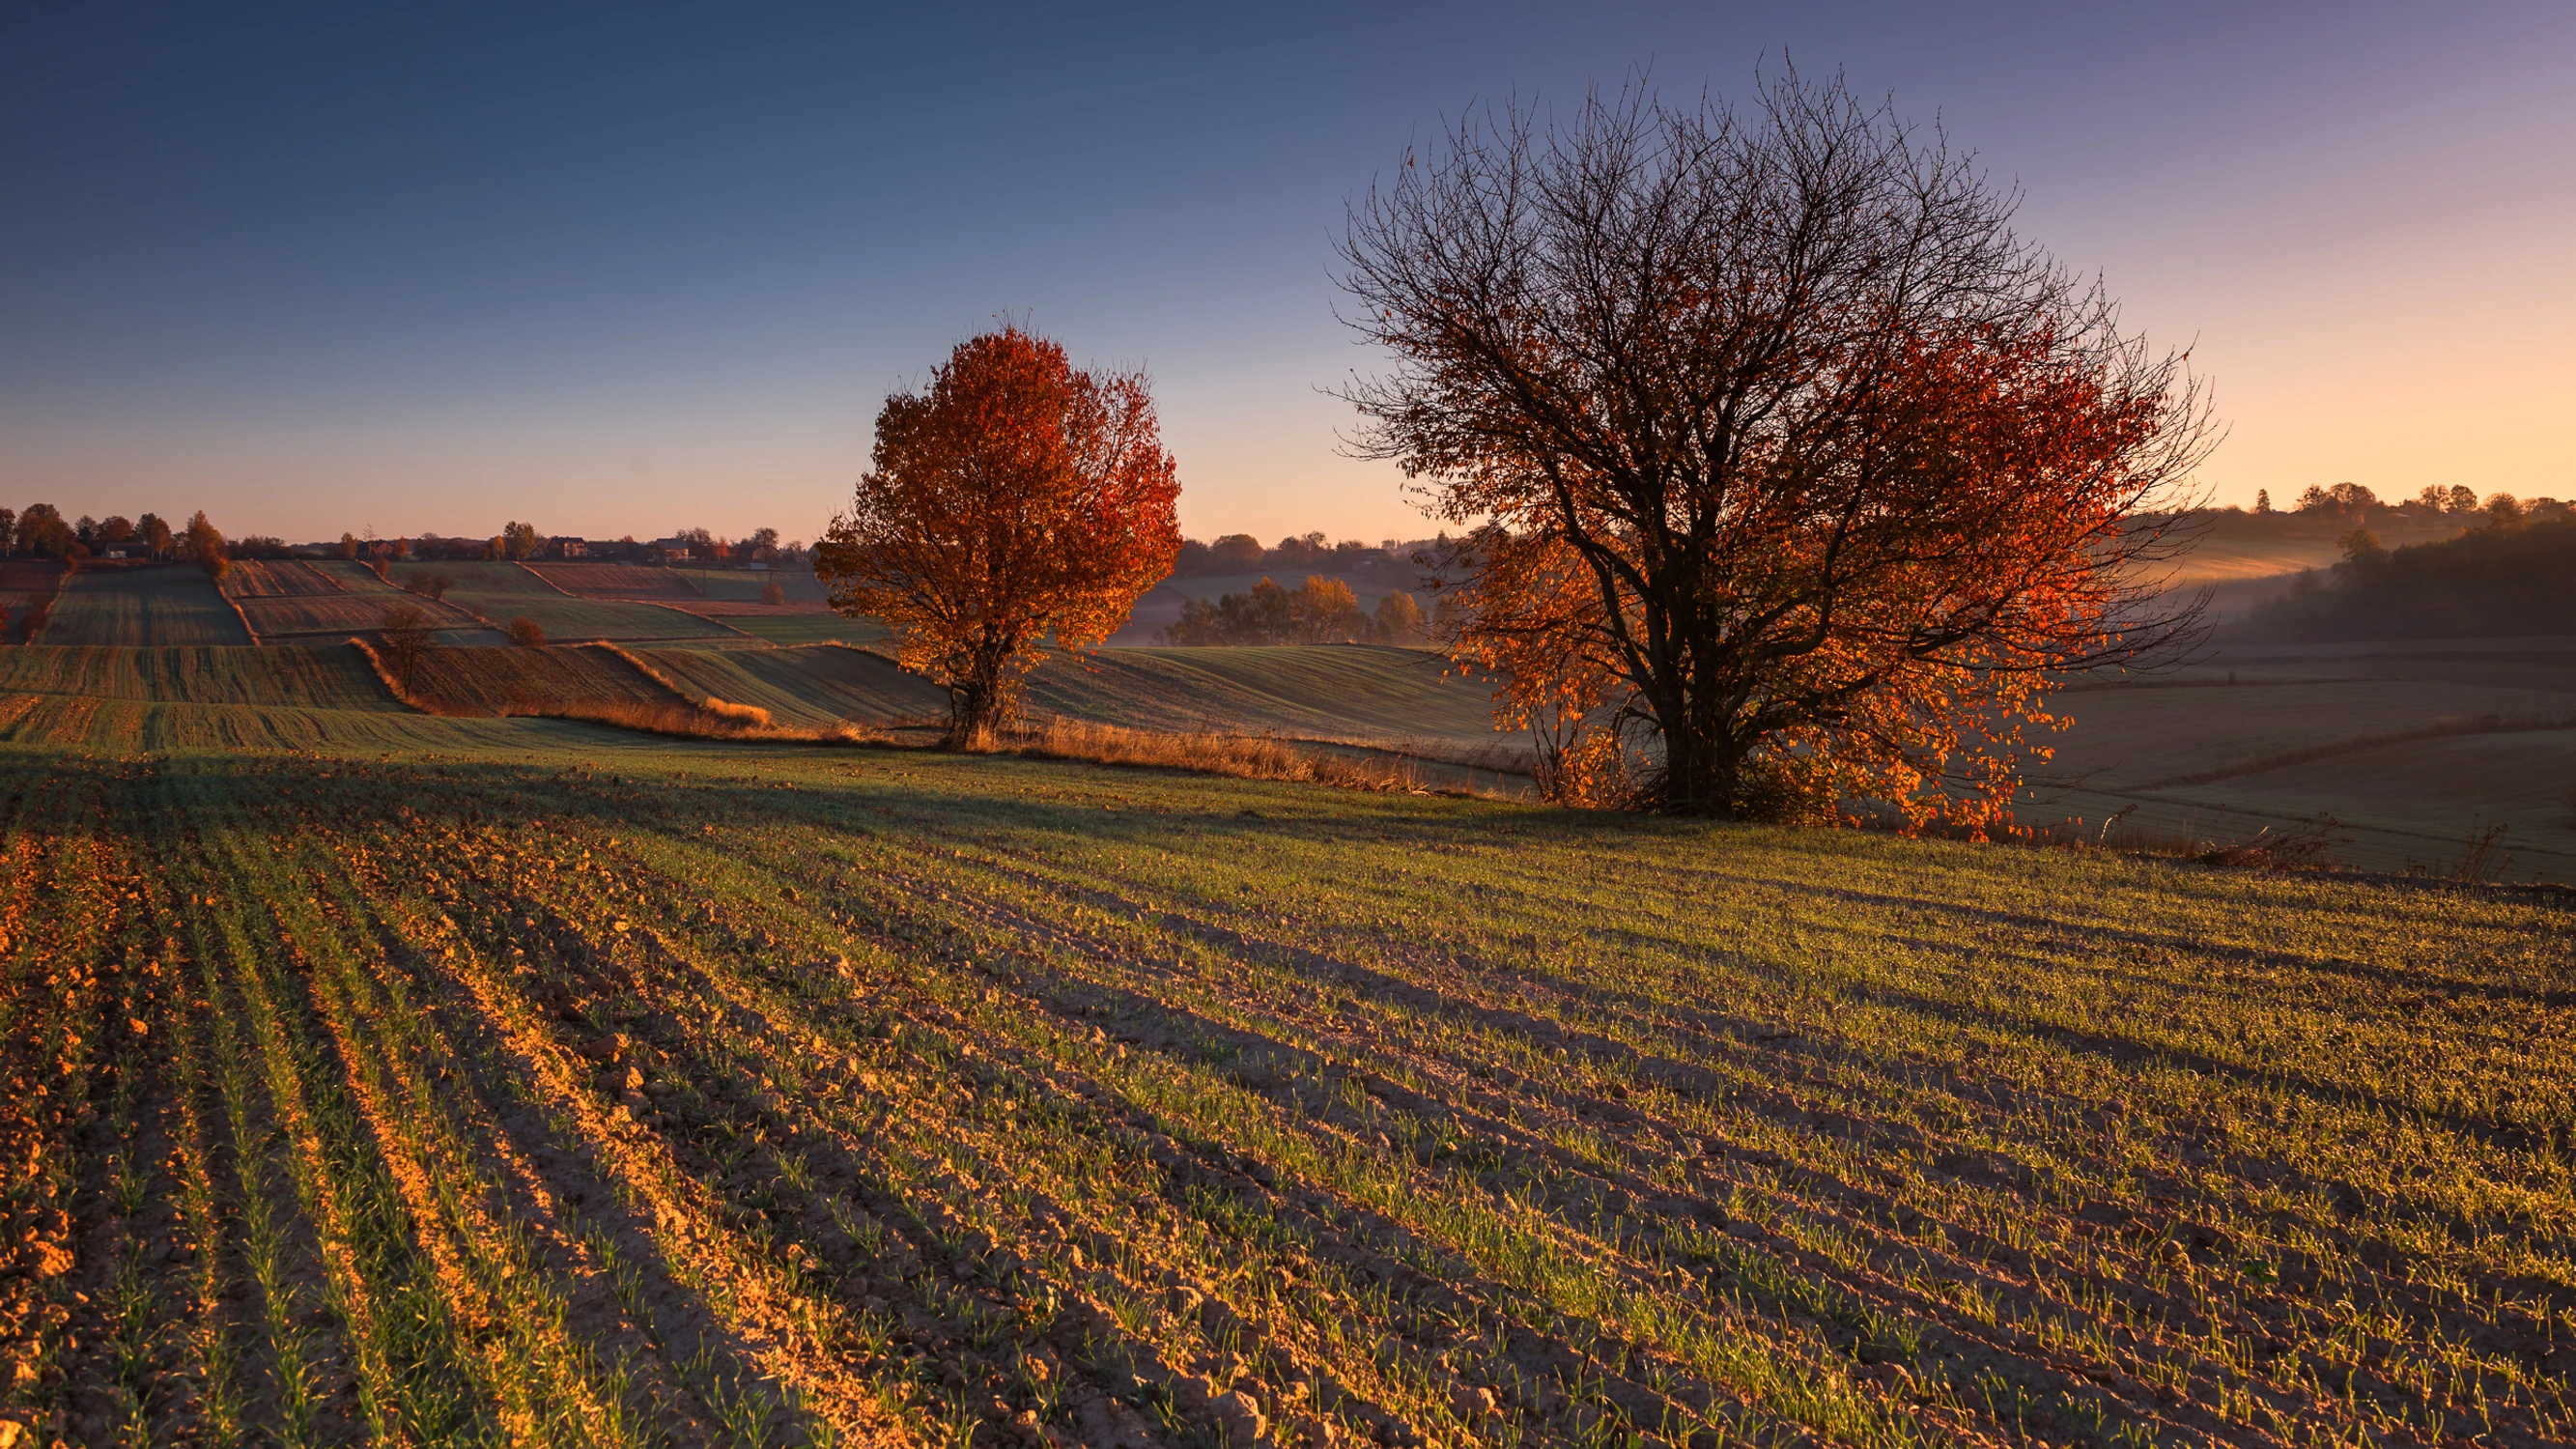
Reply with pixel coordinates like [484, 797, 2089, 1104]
[408, 642, 676, 715]
[671, 568, 828, 605]
[633, 644, 948, 724]
[0, 644, 399, 708]
[42, 567, 253, 646]
[708, 614, 883, 648]
[1023, 645, 1504, 748]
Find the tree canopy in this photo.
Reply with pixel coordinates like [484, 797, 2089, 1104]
[815, 326, 1181, 742]
[185, 511, 229, 581]
[1338, 73, 2210, 825]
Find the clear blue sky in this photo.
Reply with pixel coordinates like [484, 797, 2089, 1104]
[2, 2, 2569, 545]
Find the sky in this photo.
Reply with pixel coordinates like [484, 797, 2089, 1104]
[1, 2, 2570, 547]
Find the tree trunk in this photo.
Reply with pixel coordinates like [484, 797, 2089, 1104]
[947, 639, 1016, 748]
[947, 678, 998, 748]
[1637, 665, 1759, 815]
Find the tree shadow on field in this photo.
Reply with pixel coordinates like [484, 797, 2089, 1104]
[943, 837, 2567, 1169]
[132, 736, 1653, 855]
[1748, 874, 2576, 1010]
[107, 745, 2562, 1157]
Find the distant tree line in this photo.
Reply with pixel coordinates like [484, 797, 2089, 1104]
[2239, 512, 2576, 640]
[1173, 531, 1434, 578]
[2203, 483, 2570, 529]
[336, 524, 807, 564]
[1160, 576, 1428, 646]
[0, 506, 183, 562]
[0, 506, 820, 570]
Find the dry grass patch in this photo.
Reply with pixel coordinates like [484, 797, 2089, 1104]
[987, 717, 1435, 791]
[492, 696, 872, 744]
[353, 638, 865, 743]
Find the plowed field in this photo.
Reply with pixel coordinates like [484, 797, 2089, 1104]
[674, 569, 829, 605]
[2, 729, 2570, 1447]
[527, 564, 705, 602]
[42, 567, 251, 646]
[408, 643, 677, 715]
[237, 592, 485, 639]
[223, 560, 347, 598]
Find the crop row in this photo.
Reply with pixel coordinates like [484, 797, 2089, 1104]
[0, 741, 2569, 1446]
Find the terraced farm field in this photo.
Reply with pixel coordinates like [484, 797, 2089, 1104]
[0, 561, 66, 643]
[377, 561, 565, 598]
[222, 559, 347, 598]
[3, 705, 2570, 1447]
[674, 568, 831, 606]
[634, 644, 948, 727]
[1030, 646, 1504, 753]
[718, 615, 882, 648]
[0, 643, 394, 710]
[529, 563, 706, 602]
[409, 642, 684, 715]
[478, 599, 749, 643]
[238, 591, 489, 641]
[42, 566, 251, 646]
[321, 562, 742, 644]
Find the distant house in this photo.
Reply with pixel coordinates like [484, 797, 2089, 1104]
[653, 537, 693, 560]
[548, 536, 588, 558]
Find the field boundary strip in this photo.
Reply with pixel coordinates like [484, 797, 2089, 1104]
[514, 562, 579, 597]
[219, 587, 261, 644]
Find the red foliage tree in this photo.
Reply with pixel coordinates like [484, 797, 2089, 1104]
[1338, 75, 2212, 823]
[815, 327, 1182, 742]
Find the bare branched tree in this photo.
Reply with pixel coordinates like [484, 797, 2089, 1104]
[1338, 71, 2215, 823]
[378, 605, 437, 693]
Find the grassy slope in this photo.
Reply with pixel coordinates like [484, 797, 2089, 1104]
[310, 560, 511, 644]
[526, 562, 705, 601]
[1028, 645, 1503, 750]
[0, 640, 610, 750]
[328, 560, 743, 643]
[673, 566, 829, 604]
[0, 727, 2568, 1446]
[718, 614, 883, 647]
[408, 642, 678, 714]
[42, 565, 252, 645]
[0, 642, 397, 709]
[636, 644, 948, 724]
[236, 591, 475, 640]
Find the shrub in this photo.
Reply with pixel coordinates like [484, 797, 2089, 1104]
[759, 580, 786, 606]
[1373, 590, 1426, 645]
[506, 615, 547, 648]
